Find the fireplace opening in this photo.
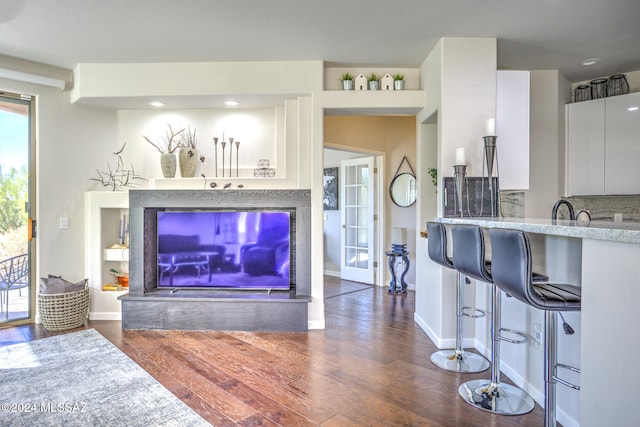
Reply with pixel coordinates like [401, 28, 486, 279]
[145, 208, 295, 292]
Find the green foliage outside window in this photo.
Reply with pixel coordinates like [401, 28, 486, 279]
[0, 166, 28, 234]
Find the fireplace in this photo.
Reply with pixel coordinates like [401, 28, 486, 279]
[120, 189, 311, 331]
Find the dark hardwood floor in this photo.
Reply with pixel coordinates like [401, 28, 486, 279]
[0, 276, 545, 426]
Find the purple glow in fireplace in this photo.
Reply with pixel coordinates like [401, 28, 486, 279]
[157, 210, 291, 290]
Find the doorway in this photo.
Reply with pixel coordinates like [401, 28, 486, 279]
[323, 148, 384, 286]
[0, 92, 34, 325]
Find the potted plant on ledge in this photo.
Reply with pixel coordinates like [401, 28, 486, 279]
[143, 124, 184, 178]
[368, 73, 380, 91]
[393, 73, 405, 90]
[341, 72, 354, 91]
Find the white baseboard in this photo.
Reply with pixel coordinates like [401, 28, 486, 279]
[414, 312, 479, 349]
[307, 319, 325, 330]
[89, 312, 122, 321]
[324, 270, 340, 277]
[414, 312, 442, 347]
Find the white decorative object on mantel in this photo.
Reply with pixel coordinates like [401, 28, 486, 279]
[381, 74, 394, 91]
[355, 73, 368, 91]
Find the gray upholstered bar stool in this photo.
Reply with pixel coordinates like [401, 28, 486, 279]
[490, 228, 581, 427]
[426, 222, 489, 373]
[451, 224, 535, 416]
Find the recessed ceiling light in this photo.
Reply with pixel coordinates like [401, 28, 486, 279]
[581, 58, 600, 66]
[628, 106, 639, 112]
[225, 100, 239, 107]
[149, 101, 166, 107]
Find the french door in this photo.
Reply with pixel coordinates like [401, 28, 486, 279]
[0, 93, 34, 324]
[340, 156, 375, 284]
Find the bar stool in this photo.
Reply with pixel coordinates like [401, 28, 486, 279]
[451, 224, 535, 416]
[426, 222, 489, 373]
[490, 228, 581, 427]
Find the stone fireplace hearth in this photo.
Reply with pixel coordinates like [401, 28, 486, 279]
[119, 189, 311, 331]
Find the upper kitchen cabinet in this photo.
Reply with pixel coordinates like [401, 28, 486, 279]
[565, 98, 605, 195]
[565, 91, 640, 196]
[604, 92, 640, 194]
[496, 70, 530, 190]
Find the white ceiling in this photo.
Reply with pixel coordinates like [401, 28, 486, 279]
[1, 0, 640, 85]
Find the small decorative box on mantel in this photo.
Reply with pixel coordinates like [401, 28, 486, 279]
[354, 73, 367, 91]
[381, 74, 394, 91]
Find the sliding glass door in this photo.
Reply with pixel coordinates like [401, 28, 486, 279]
[0, 93, 33, 324]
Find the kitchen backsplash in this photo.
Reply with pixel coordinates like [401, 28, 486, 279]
[565, 195, 640, 222]
[499, 191, 525, 218]
[452, 191, 640, 222]
[496, 193, 640, 222]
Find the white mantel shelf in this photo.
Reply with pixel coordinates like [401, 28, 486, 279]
[148, 177, 295, 190]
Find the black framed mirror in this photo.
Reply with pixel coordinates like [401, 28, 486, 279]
[390, 173, 416, 207]
[390, 156, 416, 207]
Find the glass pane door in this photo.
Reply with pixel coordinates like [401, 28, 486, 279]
[0, 94, 32, 323]
[340, 156, 375, 284]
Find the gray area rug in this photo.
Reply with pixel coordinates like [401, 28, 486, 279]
[0, 329, 210, 426]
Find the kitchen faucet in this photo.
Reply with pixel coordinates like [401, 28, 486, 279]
[551, 199, 575, 220]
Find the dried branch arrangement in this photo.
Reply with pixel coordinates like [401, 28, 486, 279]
[90, 143, 146, 191]
[143, 124, 185, 154]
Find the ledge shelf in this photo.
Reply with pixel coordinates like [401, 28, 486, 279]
[104, 248, 129, 262]
[321, 89, 424, 116]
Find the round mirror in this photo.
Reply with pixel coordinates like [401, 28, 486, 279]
[390, 173, 416, 207]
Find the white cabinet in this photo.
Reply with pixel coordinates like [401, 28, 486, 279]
[496, 70, 530, 190]
[565, 98, 605, 195]
[84, 191, 129, 320]
[604, 92, 640, 194]
[565, 92, 640, 196]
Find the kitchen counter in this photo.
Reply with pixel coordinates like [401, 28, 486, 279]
[432, 216, 639, 427]
[438, 216, 640, 244]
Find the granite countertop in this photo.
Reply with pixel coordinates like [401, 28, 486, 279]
[436, 217, 640, 244]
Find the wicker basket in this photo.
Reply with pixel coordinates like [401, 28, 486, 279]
[38, 286, 90, 331]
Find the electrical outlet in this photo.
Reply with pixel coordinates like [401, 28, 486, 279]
[532, 323, 542, 348]
[614, 213, 623, 222]
[59, 217, 69, 229]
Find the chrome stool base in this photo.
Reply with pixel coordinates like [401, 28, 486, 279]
[458, 379, 535, 416]
[431, 350, 489, 373]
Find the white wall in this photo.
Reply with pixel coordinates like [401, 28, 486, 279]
[117, 108, 281, 180]
[415, 37, 497, 346]
[72, 61, 324, 100]
[524, 70, 571, 217]
[0, 77, 118, 286]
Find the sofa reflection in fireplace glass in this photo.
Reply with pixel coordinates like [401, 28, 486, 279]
[157, 210, 291, 290]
